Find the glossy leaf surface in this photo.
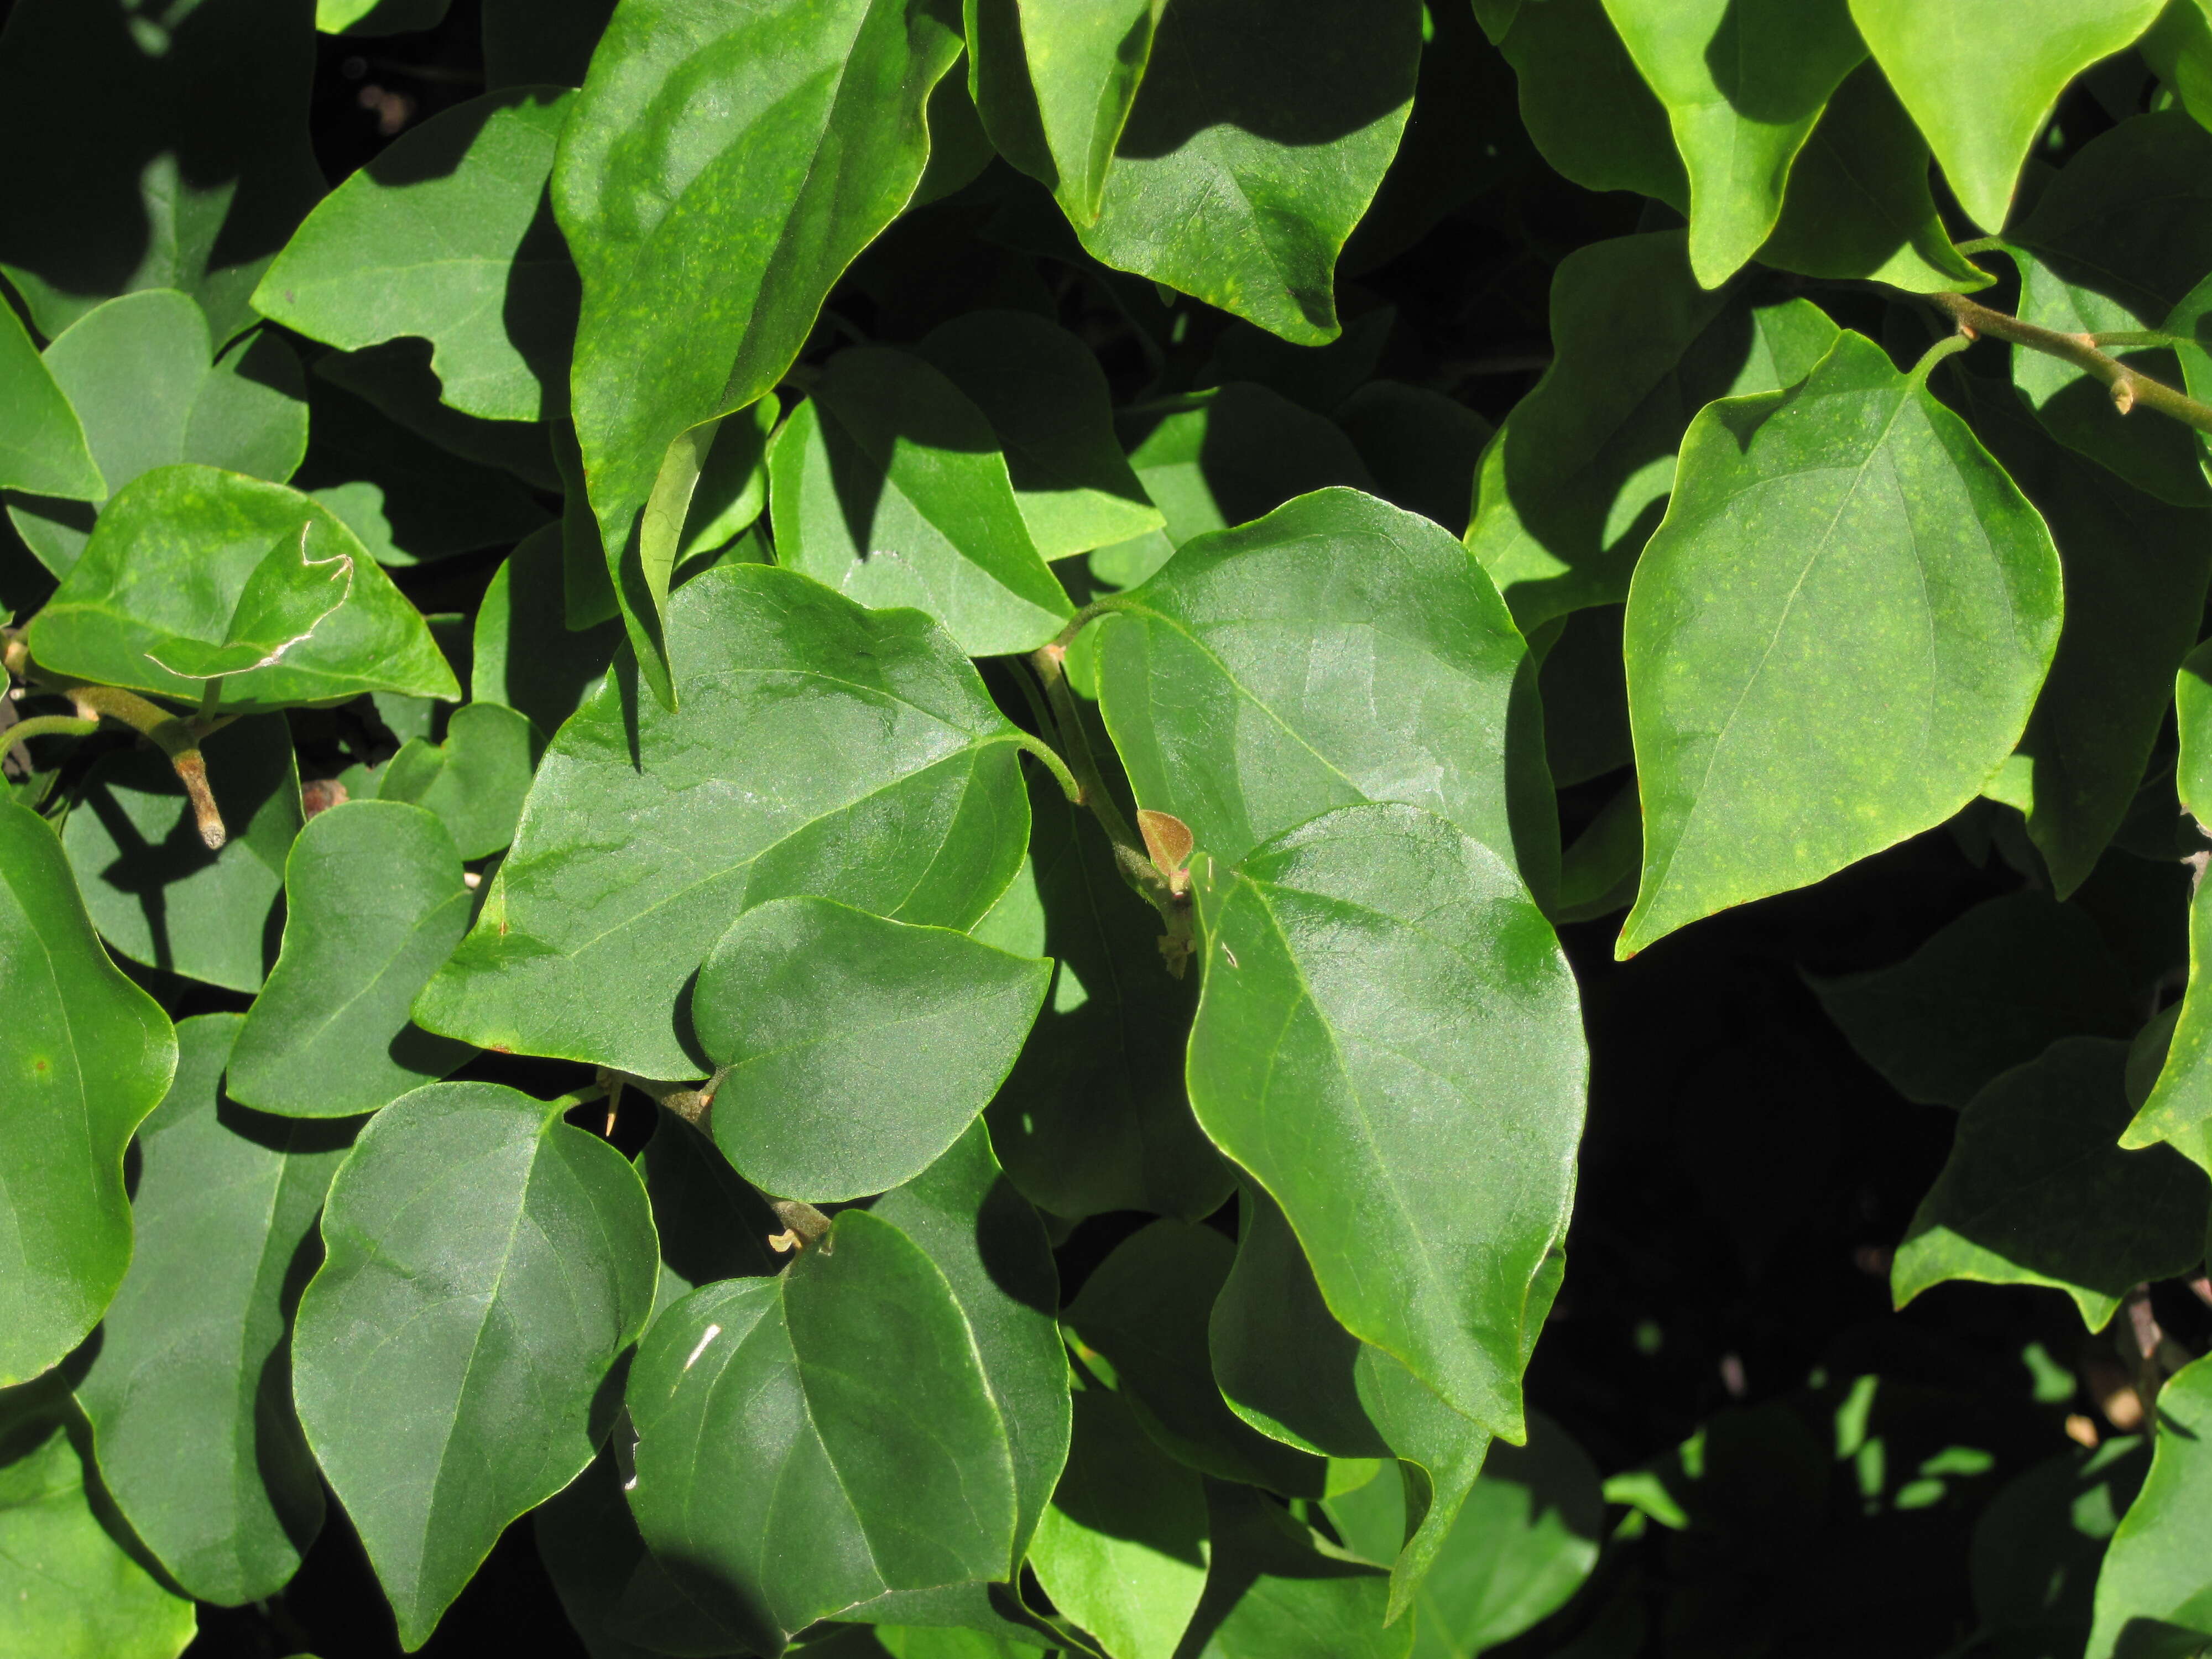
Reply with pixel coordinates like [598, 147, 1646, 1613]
[1497, 0, 1684, 208]
[226, 801, 474, 1119]
[0, 801, 177, 1386]
[1094, 487, 1556, 898]
[1620, 331, 2062, 954]
[415, 563, 1034, 1079]
[768, 347, 1071, 657]
[255, 88, 577, 421]
[623, 1210, 1018, 1656]
[292, 1081, 659, 1648]
[1847, 0, 2165, 228]
[966, 0, 1160, 226]
[1071, 0, 1422, 345]
[1179, 1482, 1407, 1659]
[693, 896, 1049, 1201]
[555, 0, 962, 703]
[1893, 1039, 2208, 1329]
[29, 466, 460, 711]
[73, 1015, 344, 1604]
[1185, 802, 1583, 1441]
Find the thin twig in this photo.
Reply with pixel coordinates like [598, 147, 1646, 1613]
[1924, 290, 2212, 435]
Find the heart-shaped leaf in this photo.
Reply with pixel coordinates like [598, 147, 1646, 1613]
[291, 1081, 659, 1648]
[1619, 330, 2062, 955]
[554, 0, 962, 705]
[72, 1014, 348, 1604]
[0, 799, 176, 1386]
[1185, 802, 1584, 1442]
[415, 562, 1036, 1079]
[8, 290, 309, 578]
[378, 702, 543, 859]
[692, 896, 1050, 1202]
[623, 1209, 1019, 1655]
[28, 465, 460, 711]
[768, 346, 1071, 658]
[226, 801, 476, 1119]
[1093, 486, 1556, 900]
[254, 87, 578, 422]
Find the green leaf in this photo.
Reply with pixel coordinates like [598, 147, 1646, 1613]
[2144, 0, 2212, 132]
[1334, 382, 1492, 539]
[1066, 1220, 1326, 1493]
[225, 801, 475, 1119]
[1465, 231, 1841, 632]
[317, 0, 450, 34]
[555, 0, 963, 707]
[414, 563, 1034, 1079]
[1552, 781, 1641, 925]
[254, 88, 578, 423]
[0, 0, 325, 342]
[870, 1121, 1071, 1568]
[1950, 371, 2212, 893]
[676, 398, 778, 564]
[2086, 1358, 2212, 1657]
[0, 1379, 197, 1658]
[2124, 643, 2212, 1169]
[983, 769, 1232, 1223]
[767, 347, 1072, 656]
[1027, 1387, 1209, 1659]
[1090, 385, 1374, 591]
[1327, 1413, 1603, 1657]
[1496, 0, 1686, 208]
[1068, 0, 1419, 343]
[0, 301, 101, 502]
[314, 340, 560, 488]
[1619, 331, 2063, 956]
[1183, 802, 1583, 1441]
[1207, 1181, 1493, 1618]
[469, 525, 622, 735]
[28, 466, 461, 711]
[291, 1081, 659, 1648]
[691, 896, 1049, 1201]
[1178, 1481, 1407, 1659]
[1094, 486, 1557, 906]
[637, 1112, 780, 1323]
[0, 800, 176, 1386]
[1893, 1037, 2209, 1330]
[378, 702, 544, 860]
[1755, 61, 1996, 293]
[1846, 0, 2166, 229]
[61, 715, 301, 994]
[1537, 605, 1631, 787]
[1599, 0, 1864, 287]
[8, 290, 309, 578]
[294, 375, 554, 568]
[966, 0, 1161, 226]
[72, 1014, 346, 1604]
[1809, 893, 2136, 1108]
[622, 1209, 1019, 1655]
[914, 310, 1164, 559]
[144, 521, 356, 682]
[1972, 1439, 2147, 1659]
